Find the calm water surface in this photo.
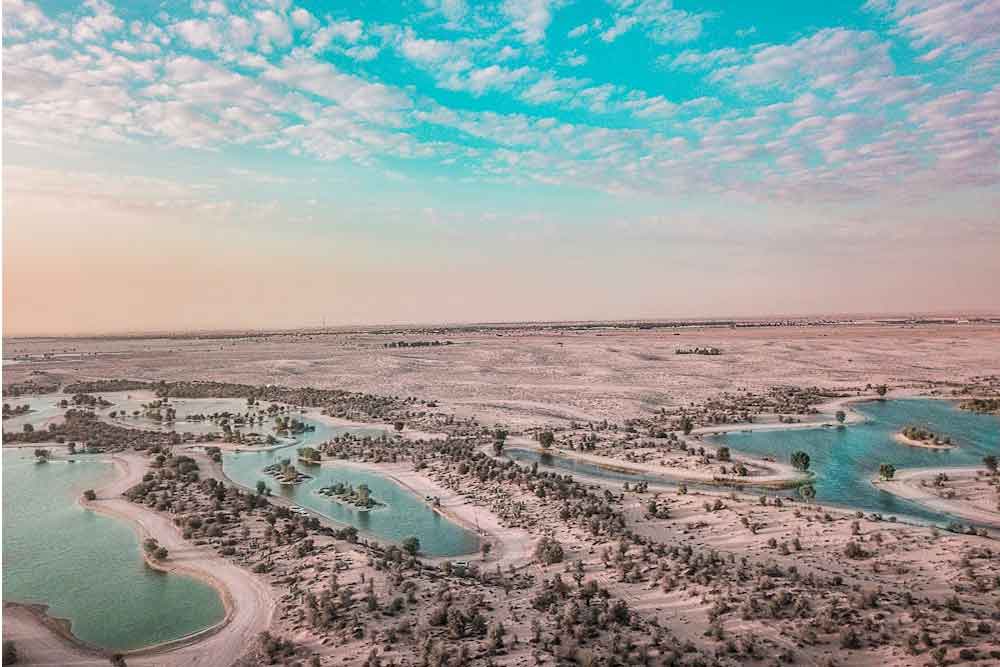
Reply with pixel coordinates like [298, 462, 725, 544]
[2, 449, 224, 651]
[221, 420, 480, 556]
[714, 399, 999, 524]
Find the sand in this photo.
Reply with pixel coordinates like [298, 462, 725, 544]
[6, 322, 999, 425]
[874, 466, 1000, 530]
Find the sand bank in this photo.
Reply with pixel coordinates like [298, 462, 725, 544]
[873, 466, 1000, 530]
[55, 452, 276, 667]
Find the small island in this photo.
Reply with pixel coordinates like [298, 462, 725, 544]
[262, 459, 311, 485]
[895, 425, 956, 450]
[317, 482, 384, 510]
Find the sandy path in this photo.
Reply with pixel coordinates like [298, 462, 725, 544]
[4, 452, 277, 667]
[873, 466, 1000, 530]
[90, 452, 276, 667]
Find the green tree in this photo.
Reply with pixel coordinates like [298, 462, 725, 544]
[984, 455, 998, 473]
[879, 463, 896, 480]
[3, 640, 18, 665]
[401, 536, 420, 556]
[538, 431, 555, 449]
[791, 451, 810, 472]
[680, 416, 694, 436]
[716, 446, 731, 462]
[835, 410, 846, 424]
[875, 384, 889, 398]
[83, 489, 97, 501]
[798, 483, 816, 502]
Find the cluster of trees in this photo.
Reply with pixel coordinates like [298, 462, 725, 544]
[383, 340, 453, 348]
[143, 537, 168, 561]
[2, 403, 31, 419]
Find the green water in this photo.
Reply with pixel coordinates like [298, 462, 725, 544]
[2, 449, 225, 651]
[222, 420, 480, 557]
[714, 399, 999, 525]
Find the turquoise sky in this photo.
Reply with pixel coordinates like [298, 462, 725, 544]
[3, 0, 999, 334]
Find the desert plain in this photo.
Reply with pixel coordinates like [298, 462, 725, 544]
[3, 316, 1000, 667]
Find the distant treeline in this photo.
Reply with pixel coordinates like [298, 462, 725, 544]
[383, 340, 454, 348]
[676, 347, 722, 356]
[3, 380, 59, 397]
[53, 378, 423, 423]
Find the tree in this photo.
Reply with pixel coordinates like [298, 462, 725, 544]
[538, 431, 555, 449]
[680, 416, 694, 436]
[23, 423, 34, 434]
[798, 483, 816, 502]
[83, 489, 97, 501]
[791, 451, 810, 472]
[3, 640, 17, 665]
[835, 410, 846, 425]
[533, 536, 564, 564]
[393, 421, 405, 432]
[356, 484, 372, 507]
[875, 384, 889, 398]
[401, 536, 420, 556]
[879, 463, 896, 481]
[716, 446, 731, 462]
[492, 429, 508, 456]
[984, 455, 998, 474]
[256, 480, 269, 496]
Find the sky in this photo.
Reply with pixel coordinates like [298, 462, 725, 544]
[3, 0, 999, 336]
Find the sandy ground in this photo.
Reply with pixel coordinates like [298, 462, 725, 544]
[5, 322, 999, 426]
[4, 452, 277, 667]
[875, 466, 1000, 530]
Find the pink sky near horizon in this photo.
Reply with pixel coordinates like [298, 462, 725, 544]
[4, 165, 999, 337]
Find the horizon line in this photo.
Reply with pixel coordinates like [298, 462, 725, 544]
[4, 309, 1000, 341]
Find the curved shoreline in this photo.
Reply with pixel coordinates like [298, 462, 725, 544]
[317, 457, 533, 566]
[78, 455, 235, 655]
[6, 450, 277, 667]
[872, 466, 1000, 531]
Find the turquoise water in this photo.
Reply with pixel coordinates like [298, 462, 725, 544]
[714, 399, 999, 525]
[2, 449, 225, 651]
[221, 421, 480, 557]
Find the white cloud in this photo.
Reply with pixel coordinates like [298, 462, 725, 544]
[309, 19, 364, 52]
[254, 9, 291, 51]
[73, 0, 124, 43]
[502, 0, 559, 44]
[603, 0, 710, 44]
[423, 0, 467, 26]
[865, 0, 1000, 66]
[174, 19, 223, 51]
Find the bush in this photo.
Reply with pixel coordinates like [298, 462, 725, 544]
[534, 536, 564, 565]
[401, 536, 420, 556]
